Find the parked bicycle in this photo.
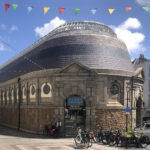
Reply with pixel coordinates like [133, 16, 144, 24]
[102, 128, 115, 145]
[94, 127, 104, 143]
[109, 129, 122, 146]
[121, 130, 149, 148]
[74, 128, 92, 148]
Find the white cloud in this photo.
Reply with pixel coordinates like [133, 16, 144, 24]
[10, 25, 19, 32]
[35, 17, 66, 37]
[111, 18, 145, 54]
[1, 24, 6, 30]
[136, 0, 150, 7]
[0, 43, 5, 51]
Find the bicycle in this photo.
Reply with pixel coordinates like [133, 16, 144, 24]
[74, 130, 92, 148]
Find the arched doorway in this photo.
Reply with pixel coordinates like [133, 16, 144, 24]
[136, 96, 143, 126]
[64, 95, 86, 137]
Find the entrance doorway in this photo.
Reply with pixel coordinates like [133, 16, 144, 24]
[64, 95, 86, 137]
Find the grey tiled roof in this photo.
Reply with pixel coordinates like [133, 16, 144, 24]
[0, 21, 134, 83]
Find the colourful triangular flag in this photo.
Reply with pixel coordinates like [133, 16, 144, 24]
[126, 7, 132, 12]
[5, 3, 11, 12]
[143, 7, 149, 12]
[12, 4, 18, 11]
[91, 8, 97, 15]
[59, 8, 65, 14]
[44, 7, 50, 15]
[75, 8, 80, 14]
[108, 8, 115, 14]
[27, 6, 33, 14]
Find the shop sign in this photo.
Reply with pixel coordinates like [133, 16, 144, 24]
[67, 97, 84, 107]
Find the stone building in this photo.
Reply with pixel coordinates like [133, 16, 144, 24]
[133, 54, 150, 122]
[0, 21, 144, 137]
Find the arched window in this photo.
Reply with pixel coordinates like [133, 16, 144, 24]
[3, 91, 5, 104]
[11, 89, 14, 104]
[110, 84, 119, 95]
[41, 83, 52, 98]
[16, 87, 19, 103]
[22, 86, 27, 102]
[30, 84, 36, 99]
[109, 81, 121, 102]
[7, 90, 9, 104]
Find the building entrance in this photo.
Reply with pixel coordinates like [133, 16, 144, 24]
[64, 96, 86, 137]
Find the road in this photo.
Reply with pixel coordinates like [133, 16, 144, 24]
[0, 126, 150, 150]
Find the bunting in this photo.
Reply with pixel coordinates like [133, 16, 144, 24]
[91, 8, 97, 15]
[5, 3, 11, 12]
[12, 4, 18, 11]
[143, 7, 149, 12]
[27, 6, 33, 14]
[108, 8, 115, 14]
[44, 7, 50, 15]
[75, 8, 80, 14]
[1, 4, 150, 15]
[59, 8, 65, 14]
[126, 7, 132, 12]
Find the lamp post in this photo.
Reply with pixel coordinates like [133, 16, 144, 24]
[89, 100, 92, 130]
[126, 89, 129, 132]
[126, 79, 136, 132]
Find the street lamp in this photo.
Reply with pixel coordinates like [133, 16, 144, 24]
[126, 79, 136, 131]
[126, 83, 131, 132]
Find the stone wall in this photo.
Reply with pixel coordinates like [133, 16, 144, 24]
[0, 106, 64, 134]
[95, 109, 131, 131]
[0, 107, 18, 128]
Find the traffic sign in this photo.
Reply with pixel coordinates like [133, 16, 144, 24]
[126, 107, 130, 114]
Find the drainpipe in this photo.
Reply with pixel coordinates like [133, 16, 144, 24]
[18, 78, 21, 130]
[131, 77, 133, 129]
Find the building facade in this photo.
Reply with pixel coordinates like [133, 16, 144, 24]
[0, 21, 144, 137]
[133, 54, 150, 122]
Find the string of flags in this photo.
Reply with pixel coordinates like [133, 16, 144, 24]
[3, 3, 150, 15]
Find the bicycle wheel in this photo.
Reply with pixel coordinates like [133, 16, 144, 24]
[140, 136, 148, 148]
[102, 136, 107, 144]
[88, 138, 93, 147]
[74, 136, 81, 146]
[95, 136, 100, 143]
[109, 135, 116, 146]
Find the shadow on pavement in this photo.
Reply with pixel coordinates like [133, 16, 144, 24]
[0, 125, 61, 139]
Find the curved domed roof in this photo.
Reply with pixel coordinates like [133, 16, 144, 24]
[0, 20, 134, 82]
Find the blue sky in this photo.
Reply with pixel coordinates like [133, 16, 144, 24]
[0, 0, 150, 66]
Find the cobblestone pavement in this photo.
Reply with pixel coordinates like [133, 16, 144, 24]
[0, 126, 150, 150]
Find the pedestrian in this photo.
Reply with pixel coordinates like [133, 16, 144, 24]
[55, 120, 61, 138]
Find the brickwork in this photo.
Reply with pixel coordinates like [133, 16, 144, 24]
[95, 109, 131, 131]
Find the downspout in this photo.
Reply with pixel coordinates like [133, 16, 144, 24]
[131, 76, 133, 128]
[18, 78, 21, 130]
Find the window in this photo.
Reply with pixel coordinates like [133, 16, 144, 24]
[110, 84, 119, 95]
[11, 89, 14, 104]
[43, 84, 50, 94]
[30, 84, 36, 99]
[31, 86, 35, 95]
[22, 87, 27, 102]
[41, 83, 52, 98]
[145, 123, 150, 129]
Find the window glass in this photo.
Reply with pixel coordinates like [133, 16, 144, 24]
[145, 124, 150, 129]
[31, 86, 35, 95]
[43, 84, 50, 94]
[110, 84, 119, 95]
